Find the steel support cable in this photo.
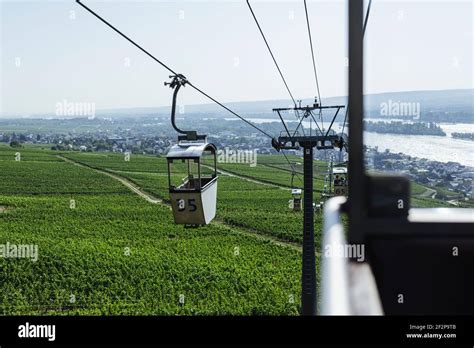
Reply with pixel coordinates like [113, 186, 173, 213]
[304, 0, 325, 139]
[246, 0, 307, 137]
[281, 150, 304, 187]
[77, 0, 303, 190]
[192, 79, 304, 186]
[303, 0, 322, 110]
[363, 0, 373, 35]
[187, 82, 274, 139]
[76, 0, 275, 141]
[310, 110, 324, 136]
[296, 109, 307, 136]
[292, 109, 321, 139]
[246, 0, 297, 107]
[76, 0, 177, 76]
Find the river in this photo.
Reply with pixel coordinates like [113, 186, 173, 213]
[226, 118, 474, 167]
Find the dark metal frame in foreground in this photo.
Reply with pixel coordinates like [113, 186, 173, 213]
[345, 0, 474, 239]
[347, 0, 366, 243]
[342, 0, 474, 315]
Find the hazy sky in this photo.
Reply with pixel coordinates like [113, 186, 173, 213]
[0, 0, 472, 116]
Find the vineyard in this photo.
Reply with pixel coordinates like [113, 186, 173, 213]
[0, 144, 453, 315]
[62, 151, 319, 245]
[0, 145, 303, 315]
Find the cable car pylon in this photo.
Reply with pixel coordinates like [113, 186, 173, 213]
[273, 101, 345, 316]
[250, 0, 372, 315]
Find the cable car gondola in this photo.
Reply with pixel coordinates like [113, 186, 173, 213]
[332, 166, 348, 196]
[288, 171, 302, 211]
[166, 142, 218, 226]
[164, 74, 218, 226]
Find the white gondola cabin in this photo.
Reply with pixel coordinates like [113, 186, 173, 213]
[289, 188, 302, 211]
[332, 167, 348, 196]
[166, 142, 218, 226]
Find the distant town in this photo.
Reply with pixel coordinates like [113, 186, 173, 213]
[0, 114, 472, 203]
[365, 146, 473, 201]
[0, 116, 281, 155]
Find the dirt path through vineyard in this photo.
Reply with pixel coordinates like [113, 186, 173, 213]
[57, 155, 312, 254]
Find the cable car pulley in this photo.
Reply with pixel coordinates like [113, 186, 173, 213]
[165, 74, 207, 142]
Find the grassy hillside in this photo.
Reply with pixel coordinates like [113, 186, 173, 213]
[0, 145, 301, 315]
[0, 144, 459, 315]
[61, 151, 317, 245]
